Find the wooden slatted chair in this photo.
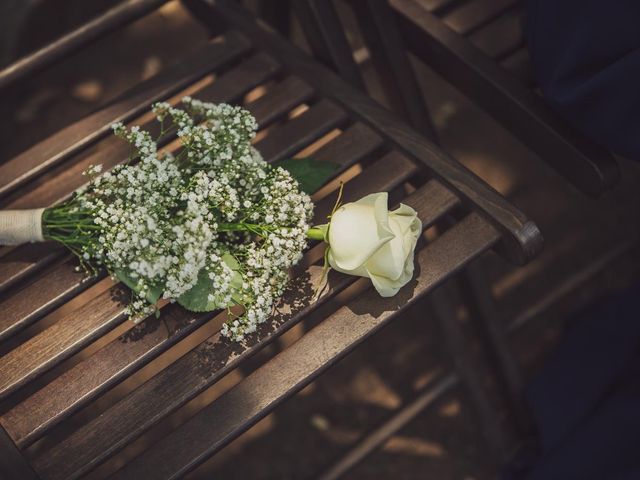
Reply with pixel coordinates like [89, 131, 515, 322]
[0, 0, 542, 478]
[378, 0, 620, 196]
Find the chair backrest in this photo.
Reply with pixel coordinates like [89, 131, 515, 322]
[288, 0, 619, 196]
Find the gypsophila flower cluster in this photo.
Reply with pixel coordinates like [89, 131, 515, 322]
[42, 98, 313, 341]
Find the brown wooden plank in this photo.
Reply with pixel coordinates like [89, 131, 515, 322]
[0, 53, 282, 295]
[310, 122, 384, 181]
[31, 179, 461, 480]
[0, 0, 170, 90]
[1, 53, 281, 210]
[293, 0, 366, 90]
[390, 0, 618, 196]
[0, 245, 64, 295]
[422, 0, 459, 13]
[250, 77, 313, 125]
[0, 287, 126, 401]
[0, 31, 251, 200]
[467, 7, 524, 59]
[255, 99, 349, 163]
[108, 212, 501, 479]
[350, 0, 439, 141]
[443, 0, 518, 35]
[0, 257, 98, 343]
[203, 6, 543, 263]
[1, 134, 393, 449]
[501, 48, 535, 86]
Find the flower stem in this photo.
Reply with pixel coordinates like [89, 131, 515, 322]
[306, 226, 326, 241]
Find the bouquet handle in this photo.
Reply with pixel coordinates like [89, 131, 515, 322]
[0, 209, 45, 245]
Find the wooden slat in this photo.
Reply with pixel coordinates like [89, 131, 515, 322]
[31, 179, 461, 480]
[0, 245, 64, 295]
[0, 31, 251, 199]
[0, 53, 281, 296]
[0, 257, 97, 343]
[1, 53, 281, 211]
[244, 76, 314, 126]
[0, 287, 126, 401]
[468, 8, 524, 60]
[1, 123, 388, 449]
[203, 6, 543, 263]
[310, 122, 383, 172]
[0, 0, 169, 90]
[501, 48, 535, 86]
[443, 0, 518, 35]
[422, 0, 459, 13]
[255, 99, 349, 163]
[391, 0, 619, 196]
[109, 212, 501, 479]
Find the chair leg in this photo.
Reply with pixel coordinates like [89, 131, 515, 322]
[429, 283, 513, 464]
[460, 261, 535, 437]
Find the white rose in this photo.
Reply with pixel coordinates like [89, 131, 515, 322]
[324, 192, 421, 297]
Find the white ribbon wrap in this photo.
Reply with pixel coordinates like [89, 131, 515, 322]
[0, 209, 46, 245]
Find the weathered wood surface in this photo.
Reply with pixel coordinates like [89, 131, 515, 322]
[32, 179, 462, 480]
[0, 31, 251, 199]
[1, 120, 388, 449]
[109, 212, 500, 479]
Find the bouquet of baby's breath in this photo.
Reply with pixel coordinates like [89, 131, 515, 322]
[41, 98, 313, 340]
[0, 97, 423, 342]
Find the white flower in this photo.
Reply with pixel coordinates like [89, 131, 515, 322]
[326, 192, 421, 297]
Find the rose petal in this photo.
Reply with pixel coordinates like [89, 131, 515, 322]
[368, 252, 415, 297]
[365, 216, 407, 281]
[327, 192, 393, 272]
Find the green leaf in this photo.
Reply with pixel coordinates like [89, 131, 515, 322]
[115, 269, 163, 304]
[177, 253, 245, 312]
[274, 157, 339, 194]
[177, 268, 219, 312]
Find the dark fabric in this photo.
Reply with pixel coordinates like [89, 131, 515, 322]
[526, 0, 640, 159]
[504, 283, 640, 480]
